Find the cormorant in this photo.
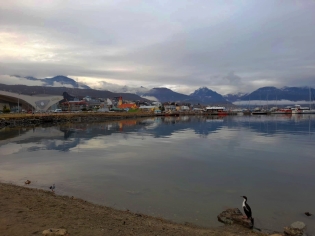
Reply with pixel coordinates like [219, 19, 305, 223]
[241, 196, 254, 227]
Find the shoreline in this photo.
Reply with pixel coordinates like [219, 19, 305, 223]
[0, 111, 236, 129]
[0, 182, 265, 236]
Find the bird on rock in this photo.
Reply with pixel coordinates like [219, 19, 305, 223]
[241, 196, 254, 227]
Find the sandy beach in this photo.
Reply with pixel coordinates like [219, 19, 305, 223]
[0, 182, 265, 236]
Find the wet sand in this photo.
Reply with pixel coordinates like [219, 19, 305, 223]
[0, 182, 265, 236]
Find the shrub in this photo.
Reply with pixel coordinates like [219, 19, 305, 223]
[2, 105, 10, 113]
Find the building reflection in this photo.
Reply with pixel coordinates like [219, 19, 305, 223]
[1, 115, 314, 152]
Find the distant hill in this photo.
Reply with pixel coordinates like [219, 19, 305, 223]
[142, 88, 192, 103]
[199, 86, 315, 104]
[140, 87, 232, 105]
[224, 92, 248, 102]
[229, 86, 315, 102]
[19, 75, 92, 89]
[0, 84, 150, 102]
[189, 87, 228, 103]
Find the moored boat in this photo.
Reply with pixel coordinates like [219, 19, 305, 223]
[301, 87, 315, 114]
[292, 105, 309, 114]
[271, 108, 292, 114]
[205, 106, 228, 115]
[252, 107, 268, 115]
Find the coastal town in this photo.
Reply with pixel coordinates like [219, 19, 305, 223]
[1, 90, 315, 119]
[1, 1, 315, 235]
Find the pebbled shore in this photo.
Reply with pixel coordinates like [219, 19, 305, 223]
[0, 182, 265, 236]
[0, 112, 156, 129]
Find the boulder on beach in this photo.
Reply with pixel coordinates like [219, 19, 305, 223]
[42, 228, 69, 236]
[283, 221, 306, 236]
[217, 208, 252, 228]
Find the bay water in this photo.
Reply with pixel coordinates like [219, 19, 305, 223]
[0, 114, 314, 234]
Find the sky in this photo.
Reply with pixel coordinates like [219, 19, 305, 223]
[1, 0, 315, 95]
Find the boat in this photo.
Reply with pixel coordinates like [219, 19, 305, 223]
[271, 107, 292, 114]
[242, 109, 251, 115]
[231, 108, 243, 115]
[252, 107, 268, 115]
[302, 109, 315, 114]
[302, 87, 315, 114]
[292, 105, 309, 114]
[205, 106, 228, 115]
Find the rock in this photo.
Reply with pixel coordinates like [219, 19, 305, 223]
[270, 234, 284, 236]
[283, 227, 304, 236]
[284, 222, 306, 236]
[42, 228, 69, 236]
[217, 208, 252, 228]
[290, 221, 305, 230]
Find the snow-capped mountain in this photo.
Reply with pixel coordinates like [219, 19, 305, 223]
[23, 75, 91, 89]
[189, 87, 228, 103]
[141, 87, 193, 103]
[224, 92, 248, 102]
[240, 86, 315, 101]
[224, 86, 315, 102]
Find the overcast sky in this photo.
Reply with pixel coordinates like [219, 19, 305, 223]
[1, 0, 315, 95]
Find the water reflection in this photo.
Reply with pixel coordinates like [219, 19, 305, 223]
[0, 115, 315, 235]
[1, 115, 314, 148]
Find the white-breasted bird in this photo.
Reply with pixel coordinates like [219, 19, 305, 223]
[49, 184, 55, 192]
[241, 196, 254, 227]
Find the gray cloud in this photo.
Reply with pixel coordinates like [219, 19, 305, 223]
[224, 72, 242, 86]
[1, 0, 315, 95]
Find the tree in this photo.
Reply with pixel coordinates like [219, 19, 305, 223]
[2, 105, 10, 113]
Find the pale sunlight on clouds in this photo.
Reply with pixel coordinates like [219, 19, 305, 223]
[1, 0, 315, 94]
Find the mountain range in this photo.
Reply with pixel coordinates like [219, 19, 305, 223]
[15, 75, 91, 89]
[140, 87, 228, 104]
[0, 83, 149, 102]
[224, 86, 315, 103]
[1, 75, 314, 104]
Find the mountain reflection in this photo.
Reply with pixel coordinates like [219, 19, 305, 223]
[0, 114, 314, 152]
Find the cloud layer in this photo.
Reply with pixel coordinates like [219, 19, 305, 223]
[1, 0, 315, 95]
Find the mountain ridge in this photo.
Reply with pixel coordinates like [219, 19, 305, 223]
[3, 75, 315, 104]
[226, 86, 315, 102]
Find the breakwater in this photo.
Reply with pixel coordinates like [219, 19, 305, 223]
[0, 112, 155, 128]
[0, 111, 238, 128]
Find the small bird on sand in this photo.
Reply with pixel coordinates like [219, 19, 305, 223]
[241, 196, 254, 227]
[49, 184, 55, 192]
[305, 212, 312, 216]
[25, 180, 31, 185]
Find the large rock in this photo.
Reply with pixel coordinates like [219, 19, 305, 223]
[42, 228, 69, 236]
[283, 221, 306, 236]
[290, 222, 306, 230]
[283, 227, 304, 236]
[217, 208, 252, 228]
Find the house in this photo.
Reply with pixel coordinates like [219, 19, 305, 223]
[139, 105, 158, 112]
[180, 106, 190, 111]
[118, 103, 138, 110]
[164, 105, 176, 112]
[61, 101, 88, 111]
[154, 110, 161, 114]
[152, 101, 162, 107]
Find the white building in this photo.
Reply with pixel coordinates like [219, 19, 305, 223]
[180, 106, 190, 111]
[0, 91, 63, 112]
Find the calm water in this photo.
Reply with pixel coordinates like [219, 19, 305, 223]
[0, 115, 315, 234]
